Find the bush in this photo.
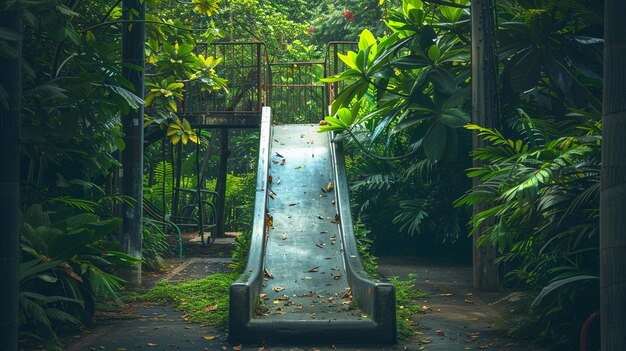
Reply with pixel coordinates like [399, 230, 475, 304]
[19, 204, 137, 350]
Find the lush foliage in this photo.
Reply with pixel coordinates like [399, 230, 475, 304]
[322, 0, 603, 348]
[321, 0, 473, 251]
[19, 204, 137, 350]
[0, 0, 228, 346]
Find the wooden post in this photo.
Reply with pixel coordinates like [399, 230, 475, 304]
[0, 8, 22, 351]
[120, 0, 145, 286]
[470, 0, 499, 291]
[601, 1, 626, 349]
[215, 129, 229, 237]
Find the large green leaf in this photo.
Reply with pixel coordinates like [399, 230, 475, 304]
[47, 229, 96, 259]
[428, 68, 456, 94]
[439, 108, 469, 127]
[422, 122, 447, 160]
[358, 29, 377, 53]
[531, 275, 598, 308]
[391, 55, 430, 69]
[506, 49, 541, 92]
[86, 218, 122, 240]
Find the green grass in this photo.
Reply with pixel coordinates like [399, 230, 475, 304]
[391, 275, 428, 339]
[135, 273, 238, 329]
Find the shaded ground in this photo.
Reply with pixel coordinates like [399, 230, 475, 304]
[63, 236, 540, 351]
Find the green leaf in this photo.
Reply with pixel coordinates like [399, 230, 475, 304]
[440, 4, 464, 22]
[19, 259, 63, 283]
[56, 5, 80, 17]
[428, 68, 456, 93]
[358, 29, 376, 52]
[422, 122, 447, 160]
[337, 52, 361, 72]
[37, 274, 59, 283]
[48, 229, 96, 259]
[337, 108, 354, 126]
[45, 307, 82, 325]
[391, 55, 430, 69]
[86, 218, 122, 239]
[410, 9, 425, 25]
[531, 275, 598, 308]
[439, 108, 469, 127]
[427, 45, 441, 62]
[507, 49, 541, 92]
[85, 30, 95, 42]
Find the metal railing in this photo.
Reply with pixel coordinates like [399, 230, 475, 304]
[182, 42, 269, 117]
[269, 61, 326, 124]
[175, 41, 358, 126]
[324, 41, 358, 107]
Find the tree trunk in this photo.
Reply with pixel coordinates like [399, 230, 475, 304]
[0, 9, 21, 351]
[120, 0, 145, 286]
[215, 129, 230, 237]
[470, 0, 499, 291]
[601, 1, 626, 349]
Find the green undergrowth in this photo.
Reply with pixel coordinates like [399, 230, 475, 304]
[135, 273, 426, 338]
[392, 275, 428, 339]
[134, 227, 425, 338]
[134, 273, 238, 329]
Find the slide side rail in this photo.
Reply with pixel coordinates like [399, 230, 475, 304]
[229, 107, 272, 340]
[329, 132, 397, 343]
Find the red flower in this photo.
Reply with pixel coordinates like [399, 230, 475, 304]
[308, 25, 315, 34]
[343, 10, 355, 22]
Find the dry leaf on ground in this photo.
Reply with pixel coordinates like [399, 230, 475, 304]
[203, 304, 218, 312]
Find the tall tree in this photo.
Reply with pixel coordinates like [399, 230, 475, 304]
[470, 0, 498, 290]
[0, 6, 22, 351]
[121, 0, 146, 285]
[601, 0, 626, 349]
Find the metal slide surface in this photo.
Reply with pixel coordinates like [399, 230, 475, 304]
[229, 108, 396, 344]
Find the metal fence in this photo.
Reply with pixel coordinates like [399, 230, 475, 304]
[176, 41, 358, 126]
[324, 41, 358, 106]
[182, 42, 269, 117]
[269, 62, 326, 124]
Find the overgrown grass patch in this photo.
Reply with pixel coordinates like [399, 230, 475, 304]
[391, 275, 428, 339]
[134, 273, 238, 329]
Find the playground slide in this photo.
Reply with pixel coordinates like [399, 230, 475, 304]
[229, 107, 396, 344]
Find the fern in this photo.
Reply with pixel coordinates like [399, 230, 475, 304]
[147, 161, 174, 212]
